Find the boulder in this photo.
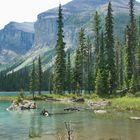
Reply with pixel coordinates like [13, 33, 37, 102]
[72, 98, 85, 103]
[88, 100, 111, 109]
[94, 110, 107, 114]
[7, 100, 37, 111]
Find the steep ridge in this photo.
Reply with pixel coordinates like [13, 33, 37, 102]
[3, 0, 140, 72]
[0, 22, 35, 64]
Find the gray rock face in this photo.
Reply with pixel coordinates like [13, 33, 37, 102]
[34, 0, 108, 49]
[0, 22, 35, 64]
[2, 0, 140, 71]
[33, 0, 140, 49]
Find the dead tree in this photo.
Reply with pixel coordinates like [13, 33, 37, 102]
[64, 122, 74, 140]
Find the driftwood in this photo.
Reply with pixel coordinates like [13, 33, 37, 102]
[64, 107, 81, 112]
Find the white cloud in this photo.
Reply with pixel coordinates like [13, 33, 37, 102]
[0, 0, 72, 29]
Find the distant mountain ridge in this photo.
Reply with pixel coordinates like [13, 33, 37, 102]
[0, 0, 140, 71]
[0, 22, 35, 64]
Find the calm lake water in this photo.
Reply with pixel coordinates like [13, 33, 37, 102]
[0, 92, 140, 140]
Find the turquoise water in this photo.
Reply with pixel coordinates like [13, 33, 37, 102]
[0, 92, 29, 96]
[0, 93, 140, 140]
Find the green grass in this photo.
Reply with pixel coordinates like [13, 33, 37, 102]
[1, 93, 140, 111]
[0, 96, 17, 101]
[111, 96, 140, 111]
[42, 93, 101, 101]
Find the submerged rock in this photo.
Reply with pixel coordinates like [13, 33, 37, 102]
[7, 100, 37, 111]
[130, 117, 140, 120]
[88, 100, 111, 109]
[94, 110, 107, 114]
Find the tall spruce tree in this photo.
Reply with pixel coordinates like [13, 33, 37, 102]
[105, 2, 116, 95]
[86, 37, 94, 93]
[93, 11, 101, 76]
[124, 0, 137, 91]
[95, 32, 107, 95]
[53, 4, 66, 94]
[66, 51, 72, 94]
[30, 61, 36, 99]
[74, 28, 86, 94]
[37, 56, 43, 95]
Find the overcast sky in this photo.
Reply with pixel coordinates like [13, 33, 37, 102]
[0, 0, 140, 29]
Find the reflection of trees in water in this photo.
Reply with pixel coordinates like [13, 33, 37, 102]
[29, 112, 43, 138]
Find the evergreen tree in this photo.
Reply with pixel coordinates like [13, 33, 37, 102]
[66, 51, 72, 94]
[119, 44, 124, 89]
[93, 11, 101, 76]
[37, 56, 43, 95]
[124, 0, 137, 91]
[95, 32, 107, 95]
[74, 28, 86, 94]
[74, 47, 83, 94]
[86, 37, 94, 93]
[49, 73, 53, 94]
[105, 2, 116, 95]
[30, 61, 36, 99]
[53, 4, 66, 94]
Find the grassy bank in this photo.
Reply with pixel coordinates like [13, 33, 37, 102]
[1, 93, 140, 111]
[0, 96, 17, 101]
[111, 97, 140, 111]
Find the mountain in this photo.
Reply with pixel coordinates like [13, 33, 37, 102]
[0, 22, 35, 64]
[1, 0, 140, 72]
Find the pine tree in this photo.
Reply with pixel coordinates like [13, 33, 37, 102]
[66, 51, 72, 94]
[74, 28, 86, 94]
[136, 16, 140, 85]
[124, 0, 137, 91]
[53, 4, 66, 94]
[74, 47, 83, 94]
[119, 44, 124, 89]
[30, 61, 36, 99]
[86, 37, 94, 94]
[93, 11, 101, 76]
[37, 56, 43, 95]
[49, 73, 53, 94]
[105, 1, 116, 95]
[95, 32, 107, 96]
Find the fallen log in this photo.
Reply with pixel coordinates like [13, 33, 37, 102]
[130, 117, 140, 120]
[64, 107, 81, 112]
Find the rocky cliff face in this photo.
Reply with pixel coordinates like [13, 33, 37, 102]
[33, 0, 140, 50]
[0, 22, 35, 64]
[34, 0, 109, 49]
[2, 0, 140, 71]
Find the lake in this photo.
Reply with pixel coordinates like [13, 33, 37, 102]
[0, 92, 140, 140]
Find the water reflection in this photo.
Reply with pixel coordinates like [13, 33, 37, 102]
[29, 111, 43, 138]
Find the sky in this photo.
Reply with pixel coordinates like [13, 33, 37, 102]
[0, 0, 140, 29]
[0, 0, 72, 29]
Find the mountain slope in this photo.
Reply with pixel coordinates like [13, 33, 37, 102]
[4, 0, 140, 72]
[0, 22, 35, 64]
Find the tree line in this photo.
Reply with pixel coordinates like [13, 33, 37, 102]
[53, 0, 140, 96]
